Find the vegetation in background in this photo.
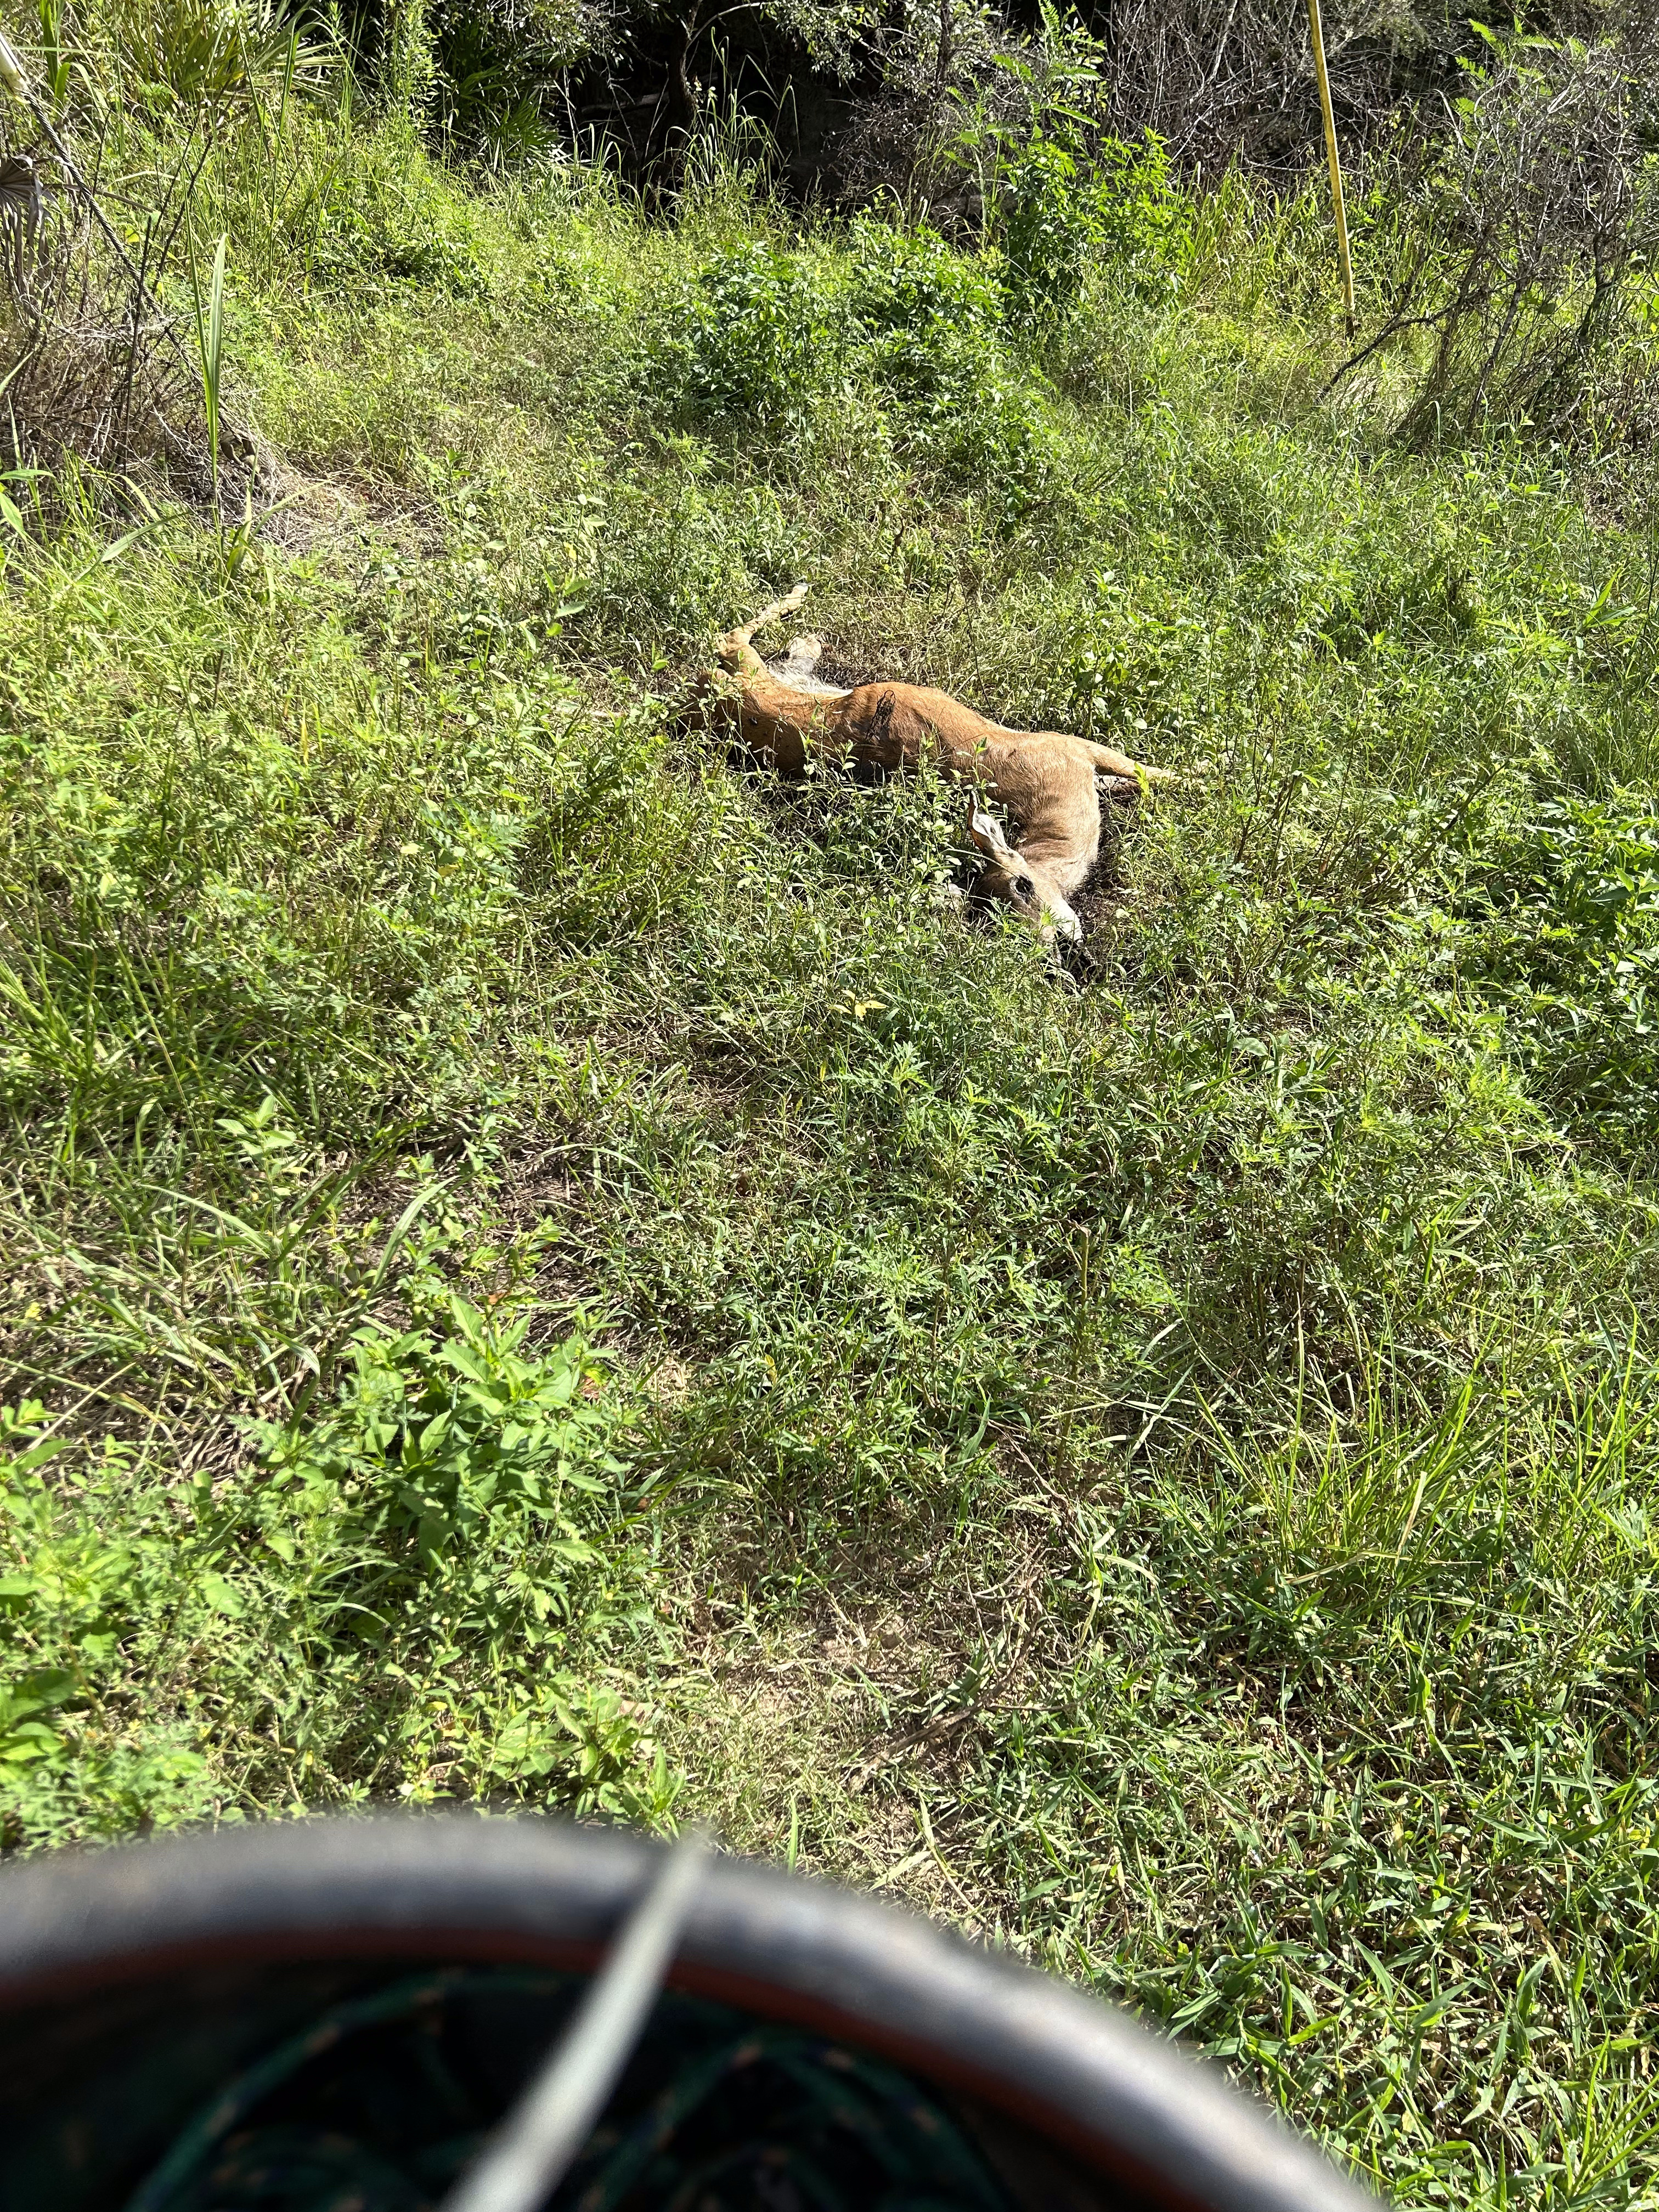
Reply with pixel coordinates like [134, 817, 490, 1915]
[3, 3, 1659, 2208]
[1338, 24, 1659, 444]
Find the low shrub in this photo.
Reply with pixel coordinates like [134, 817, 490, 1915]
[304, 133, 496, 295]
[653, 239, 833, 440]
[0, 1291, 669, 1849]
[998, 129, 1187, 325]
[844, 219, 1047, 508]
[1086, 131, 1190, 297]
[1458, 788, 1659, 1160]
[650, 223, 1048, 511]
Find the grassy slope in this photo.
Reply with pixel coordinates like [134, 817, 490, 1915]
[5, 109, 1659, 2208]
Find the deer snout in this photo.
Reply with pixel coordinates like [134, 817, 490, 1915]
[1036, 896, 1083, 951]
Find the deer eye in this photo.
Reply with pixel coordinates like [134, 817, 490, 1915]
[1013, 876, 1035, 900]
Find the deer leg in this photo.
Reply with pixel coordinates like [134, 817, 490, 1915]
[715, 583, 810, 678]
[1082, 737, 1182, 786]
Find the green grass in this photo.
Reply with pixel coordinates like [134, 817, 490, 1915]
[5, 103, 1659, 2212]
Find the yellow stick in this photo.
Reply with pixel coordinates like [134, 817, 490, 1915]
[1306, 0, 1355, 333]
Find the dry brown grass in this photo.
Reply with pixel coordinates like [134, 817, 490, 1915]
[0, 191, 208, 488]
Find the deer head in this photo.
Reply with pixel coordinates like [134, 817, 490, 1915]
[965, 806, 1082, 949]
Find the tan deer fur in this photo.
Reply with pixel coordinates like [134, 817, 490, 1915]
[692, 584, 1178, 947]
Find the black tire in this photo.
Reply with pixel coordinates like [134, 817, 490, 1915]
[0, 1814, 1371, 2212]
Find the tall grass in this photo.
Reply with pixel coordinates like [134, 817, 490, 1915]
[187, 225, 226, 488]
[3, 35, 1659, 2210]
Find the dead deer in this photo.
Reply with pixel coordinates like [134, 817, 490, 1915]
[692, 584, 1180, 948]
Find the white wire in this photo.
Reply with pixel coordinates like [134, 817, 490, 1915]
[442, 1832, 708, 2212]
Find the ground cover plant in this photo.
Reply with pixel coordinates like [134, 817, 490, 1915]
[4, 13, 1659, 2210]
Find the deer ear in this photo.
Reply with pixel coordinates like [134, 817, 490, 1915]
[966, 804, 1014, 861]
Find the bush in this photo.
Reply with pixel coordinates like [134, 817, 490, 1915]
[844, 219, 1046, 507]
[648, 224, 1050, 510]
[1458, 789, 1659, 1160]
[0, 1293, 669, 1848]
[997, 129, 1189, 326]
[306, 133, 495, 295]
[845, 218, 1001, 381]
[110, 0, 337, 112]
[654, 240, 832, 440]
[998, 133, 1095, 326]
[1088, 131, 1189, 295]
[430, 0, 589, 168]
[1340, 22, 1659, 443]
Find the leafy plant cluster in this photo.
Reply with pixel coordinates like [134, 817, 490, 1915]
[651, 126, 1190, 501]
[843, 218, 1042, 487]
[655, 221, 1057, 506]
[978, 127, 1188, 325]
[0, 1290, 668, 1846]
[107, 0, 334, 113]
[302, 131, 499, 294]
[653, 237, 832, 440]
[1457, 788, 1659, 1157]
